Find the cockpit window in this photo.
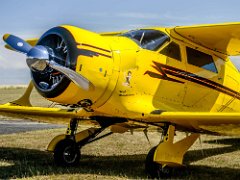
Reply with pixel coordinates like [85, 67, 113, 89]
[120, 29, 170, 51]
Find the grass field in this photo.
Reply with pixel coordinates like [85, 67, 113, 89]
[1, 87, 240, 179]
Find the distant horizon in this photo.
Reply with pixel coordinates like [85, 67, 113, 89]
[0, 68, 30, 85]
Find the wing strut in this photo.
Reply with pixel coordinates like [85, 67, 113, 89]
[6, 81, 34, 107]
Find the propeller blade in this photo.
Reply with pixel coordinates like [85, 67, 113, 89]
[48, 61, 95, 91]
[3, 34, 32, 54]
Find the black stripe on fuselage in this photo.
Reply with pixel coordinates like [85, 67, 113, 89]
[78, 43, 111, 53]
[145, 61, 240, 100]
[77, 48, 112, 58]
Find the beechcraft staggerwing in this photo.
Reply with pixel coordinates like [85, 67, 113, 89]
[1, 22, 240, 178]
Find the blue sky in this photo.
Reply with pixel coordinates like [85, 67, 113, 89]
[1, 0, 240, 84]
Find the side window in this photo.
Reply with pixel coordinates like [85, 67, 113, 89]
[159, 42, 181, 61]
[186, 47, 218, 73]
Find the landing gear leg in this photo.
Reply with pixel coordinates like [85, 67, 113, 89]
[48, 118, 112, 166]
[145, 125, 199, 179]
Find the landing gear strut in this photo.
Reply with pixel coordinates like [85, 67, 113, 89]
[145, 125, 199, 179]
[48, 118, 113, 166]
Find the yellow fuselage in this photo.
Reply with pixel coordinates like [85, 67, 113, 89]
[48, 26, 240, 118]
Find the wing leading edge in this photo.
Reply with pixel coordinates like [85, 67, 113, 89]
[1, 103, 240, 135]
[141, 112, 240, 135]
[0, 104, 87, 124]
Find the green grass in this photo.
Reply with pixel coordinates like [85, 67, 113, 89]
[0, 87, 240, 179]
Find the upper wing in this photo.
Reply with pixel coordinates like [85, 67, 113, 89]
[169, 22, 240, 56]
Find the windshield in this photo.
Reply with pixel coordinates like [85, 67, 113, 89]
[120, 29, 170, 51]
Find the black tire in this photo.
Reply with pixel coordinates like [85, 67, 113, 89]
[54, 139, 80, 166]
[145, 146, 172, 179]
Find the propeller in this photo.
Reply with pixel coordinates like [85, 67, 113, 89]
[3, 34, 94, 91]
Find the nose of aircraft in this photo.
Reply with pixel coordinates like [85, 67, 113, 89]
[3, 32, 94, 91]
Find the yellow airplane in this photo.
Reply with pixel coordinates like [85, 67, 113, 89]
[1, 22, 240, 178]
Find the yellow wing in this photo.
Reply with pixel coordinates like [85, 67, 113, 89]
[0, 104, 88, 124]
[139, 112, 240, 135]
[169, 22, 240, 56]
[0, 81, 92, 124]
[1, 101, 240, 135]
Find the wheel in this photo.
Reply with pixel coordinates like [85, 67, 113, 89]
[145, 146, 172, 179]
[54, 139, 80, 166]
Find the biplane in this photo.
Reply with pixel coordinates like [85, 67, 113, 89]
[1, 22, 240, 178]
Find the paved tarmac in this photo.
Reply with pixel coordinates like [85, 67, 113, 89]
[0, 119, 64, 134]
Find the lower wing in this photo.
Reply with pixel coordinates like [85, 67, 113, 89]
[140, 112, 240, 135]
[1, 103, 240, 135]
[0, 104, 81, 124]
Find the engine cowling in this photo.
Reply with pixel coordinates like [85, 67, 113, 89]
[32, 26, 114, 107]
[32, 27, 77, 98]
